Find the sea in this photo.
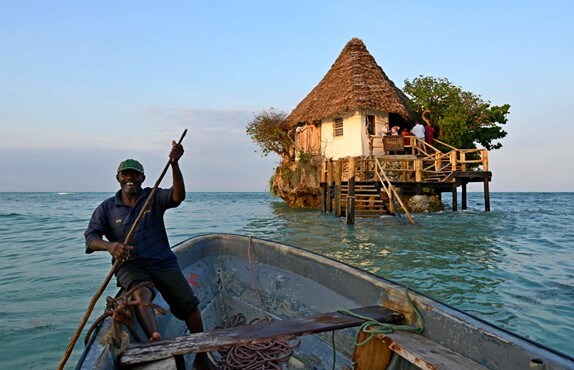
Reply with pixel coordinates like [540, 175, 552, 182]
[0, 191, 573, 369]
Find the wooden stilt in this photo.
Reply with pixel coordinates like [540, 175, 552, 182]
[346, 157, 356, 224]
[334, 160, 342, 217]
[452, 185, 458, 212]
[320, 161, 327, 213]
[484, 178, 491, 212]
[346, 196, 355, 225]
[320, 183, 326, 213]
[461, 183, 467, 210]
[326, 159, 333, 213]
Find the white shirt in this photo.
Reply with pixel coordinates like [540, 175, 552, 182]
[412, 123, 425, 139]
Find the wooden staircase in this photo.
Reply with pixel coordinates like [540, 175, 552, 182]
[340, 181, 389, 218]
[420, 156, 462, 182]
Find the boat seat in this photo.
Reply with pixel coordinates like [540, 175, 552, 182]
[378, 330, 490, 370]
[119, 305, 403, 367]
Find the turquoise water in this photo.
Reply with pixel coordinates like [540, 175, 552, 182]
[0, 192, 573, 368]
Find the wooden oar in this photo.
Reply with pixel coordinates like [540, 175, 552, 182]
[57, 129, 187, 370]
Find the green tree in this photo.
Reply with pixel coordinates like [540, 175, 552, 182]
[246, 108, 294, 164]
[403, 76, 509, 150]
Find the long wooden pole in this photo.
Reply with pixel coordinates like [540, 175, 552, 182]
[57, 130, 187, 370]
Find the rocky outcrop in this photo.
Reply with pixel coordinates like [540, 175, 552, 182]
[271, 157, 445, 213]
[407, 195, 445, 213]
[271, 157, 322, 208]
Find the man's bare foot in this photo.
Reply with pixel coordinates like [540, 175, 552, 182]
[149, 331, 161, 341]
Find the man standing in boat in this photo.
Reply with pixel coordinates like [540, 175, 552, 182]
[84, 142, 214, 370]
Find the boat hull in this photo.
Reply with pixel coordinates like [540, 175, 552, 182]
[77, 233, 574, 369]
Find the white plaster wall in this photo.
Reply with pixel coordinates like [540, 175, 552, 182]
[322, 110, 390, 159]
[322, 112, 363, 159]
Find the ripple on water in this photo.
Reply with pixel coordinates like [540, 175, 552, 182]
[0, 192, 573, 368]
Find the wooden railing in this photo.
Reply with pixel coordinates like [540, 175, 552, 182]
[428, 138, 489, 172]
[374, 158, 415, 224]
[364, 136, 488, 181]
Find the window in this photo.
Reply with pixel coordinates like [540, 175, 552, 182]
[366, 115, 375, 135]
[333, 118, 343, 137]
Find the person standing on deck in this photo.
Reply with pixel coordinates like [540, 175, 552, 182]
[401, 127, 411, 154]
[425, 123, 435, 146]
[84, 143, 214, 370]
[411, 121, 426, 152]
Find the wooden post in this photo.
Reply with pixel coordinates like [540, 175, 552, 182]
[461, 182, 467, 210]
[320, 161, 327, 213]
[320, 183, 326, 213]
[452, 184, 458, 212]
[388, 185, 396, 215]
[414, 159, 422, 183]
[460, 152, 467, 171]
[334, 160, 342, 217]
[435, 152, 442, 172]
[346, 157, 356, 224]
[482, 149, 489, 171]
[346, 196, 355, 224]
[326, 159, 333, 213]
[484, 177, 491, 212]
[415, 156, 423, 194]
[450, 151, 457, 171]
[402, 161, 408, 182]
[321, 160, 327, 183]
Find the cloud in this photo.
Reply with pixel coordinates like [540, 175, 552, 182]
[0, 107, 279, 192]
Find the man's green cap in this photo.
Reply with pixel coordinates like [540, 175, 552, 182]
[117, 159, 144, 174]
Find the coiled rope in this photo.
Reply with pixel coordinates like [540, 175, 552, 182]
[339, 288, 424, 346]
[216, 316, 299, 369]
[214, 236, 300, 369]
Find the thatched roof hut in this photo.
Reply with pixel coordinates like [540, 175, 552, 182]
[286, 38, 416, 126]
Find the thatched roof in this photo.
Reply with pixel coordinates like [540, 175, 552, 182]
[286, 38, 416, 126]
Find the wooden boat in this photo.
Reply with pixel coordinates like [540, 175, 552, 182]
[76, 233, 574, 369]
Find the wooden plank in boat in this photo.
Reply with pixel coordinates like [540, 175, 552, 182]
[128, 356, 177, 370]
[379, 331, 490, 370]
[120, 305, 403, 366]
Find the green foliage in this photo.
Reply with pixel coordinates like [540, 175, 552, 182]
[403, 76, 509, 150]
[246, 108, 293, 161]
[268, 174, 277, 196]
[297, 151, 312, 164]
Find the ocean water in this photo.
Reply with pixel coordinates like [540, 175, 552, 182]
[0, 191, 573, 369]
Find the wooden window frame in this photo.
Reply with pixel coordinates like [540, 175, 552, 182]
[366, 115, 375, 136]
[333, 118, 343, 137]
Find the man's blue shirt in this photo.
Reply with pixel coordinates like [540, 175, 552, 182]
[84, 187, 179, 271]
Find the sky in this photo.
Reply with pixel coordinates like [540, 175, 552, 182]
[1, 0, 573, 192]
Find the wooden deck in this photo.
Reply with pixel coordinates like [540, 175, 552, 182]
[321, 138, 492, 221]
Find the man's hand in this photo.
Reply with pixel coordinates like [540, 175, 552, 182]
[107, 242, 133, 261]
[169, 140, 184, 163]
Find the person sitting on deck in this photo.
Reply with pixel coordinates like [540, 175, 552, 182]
[84, 144, 215, 370]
